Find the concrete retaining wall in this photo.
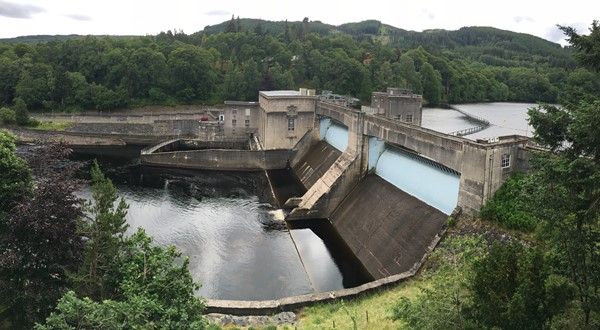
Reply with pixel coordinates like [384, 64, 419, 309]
[141, 149, 292, 170]
[5, 127, 167, 146]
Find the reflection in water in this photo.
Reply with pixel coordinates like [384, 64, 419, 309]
[72, 151, 370, 301]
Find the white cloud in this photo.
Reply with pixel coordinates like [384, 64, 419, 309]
[0, 0, 598, 45]
[0, 0, 44, 19]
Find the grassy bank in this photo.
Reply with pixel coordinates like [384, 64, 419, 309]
[294, 280, 424, 330]
[216, 218, 519, 330]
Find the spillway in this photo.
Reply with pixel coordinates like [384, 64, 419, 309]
[330, 174, 447, 279]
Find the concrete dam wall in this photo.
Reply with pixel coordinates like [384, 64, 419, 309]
[288, 140, 447, 280]
[330, 174, 447, 279]
[292, 141, 342, 190]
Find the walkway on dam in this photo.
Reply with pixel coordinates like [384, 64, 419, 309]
[330, 174, 447, 279]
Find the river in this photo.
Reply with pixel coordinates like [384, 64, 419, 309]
[71, 148, 371, 301]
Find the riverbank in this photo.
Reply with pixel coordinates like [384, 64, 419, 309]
[208, 216, 525, 329]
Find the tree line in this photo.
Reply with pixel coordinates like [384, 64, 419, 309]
[1, 18, 599, 115]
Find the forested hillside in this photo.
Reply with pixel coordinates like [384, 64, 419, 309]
[0, 17, 598, 113]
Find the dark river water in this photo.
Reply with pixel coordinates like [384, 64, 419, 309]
[69, 146, 371, 301]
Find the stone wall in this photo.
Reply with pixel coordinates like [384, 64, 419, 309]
[5, 127, 165, 146]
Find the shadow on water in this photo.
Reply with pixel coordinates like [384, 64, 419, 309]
[287, 219, 374, 289]
[266, 167, 306, 208]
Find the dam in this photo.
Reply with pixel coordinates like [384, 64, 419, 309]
[9, 87, 535, 313]
[136, 88, 535, 313]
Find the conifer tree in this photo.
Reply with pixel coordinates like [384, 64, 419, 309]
[72, 160, 129, 301]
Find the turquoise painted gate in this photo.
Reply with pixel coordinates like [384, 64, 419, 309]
[320, 118, 348, 152]
[371, 140, 460, 215]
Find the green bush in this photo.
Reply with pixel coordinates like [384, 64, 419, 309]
[27, 118, 40, 127]
[0, 108, 15, 124]
[480, 172, 536, 231]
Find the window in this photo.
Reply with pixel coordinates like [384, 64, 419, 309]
[232, 109, 237, 116]
[245, 108, 251, 116]
[287, 118, 295, 131]
[245, 119, 250, 127]
[232, 119, 237, 126]
[501, 154, 511, 168]
[405, 114, 413, 123]
[393, 115, 401, 120]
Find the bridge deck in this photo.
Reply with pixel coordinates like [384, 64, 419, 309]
[330, 174, 446, 279]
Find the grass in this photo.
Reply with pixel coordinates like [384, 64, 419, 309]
[217, 278, 429, 329]
[297, 281, 423, 330]
[30, 121, 73, 131]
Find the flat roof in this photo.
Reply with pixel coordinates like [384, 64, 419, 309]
[260, 90, 301, 97]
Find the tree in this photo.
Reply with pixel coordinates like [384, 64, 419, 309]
[420, 62, 442, 105]
[15, 62, 55, 109]
[72, 160, 129, 302]
[14, 97, 30, 126]
[0, 142, 83, 329]
[526, 21, 600, 325]
[0, 57, 20, 106]
[37, 229, 207, 330]
[167, 46, 217, 102]
[468, 242, 572, 330]
[559, 21, 600, 72]
[0, 131, 31, 221]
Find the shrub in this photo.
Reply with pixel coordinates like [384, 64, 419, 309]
[480, 172, 536, 231]
[0, 107, 15, 124]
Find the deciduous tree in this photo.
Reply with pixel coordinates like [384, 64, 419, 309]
[0, 141, 83, 329]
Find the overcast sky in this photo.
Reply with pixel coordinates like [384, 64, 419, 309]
[0, 0, 597, 45]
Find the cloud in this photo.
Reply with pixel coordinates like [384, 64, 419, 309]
[546, 22, 590, 45]
[545, 26, 566, 44]
[0, 0, 44, 19]
[64, 13, 92, 21]
[420, 9, 435, 21]
[513, 16, 534, 24]
[205, 10, 230, 17]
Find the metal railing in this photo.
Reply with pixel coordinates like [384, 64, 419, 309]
[447, 105, 491, 137]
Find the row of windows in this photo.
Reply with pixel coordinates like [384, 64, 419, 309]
[231, 108, 252, 116]
[392, 114, 414, 123]
[231, 118, 294, 130]
[231, 119, 250, 127]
